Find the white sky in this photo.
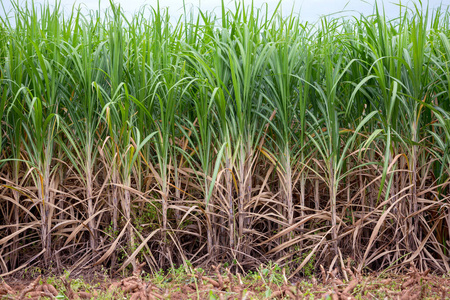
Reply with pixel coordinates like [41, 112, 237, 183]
[1, 0, 448, 23]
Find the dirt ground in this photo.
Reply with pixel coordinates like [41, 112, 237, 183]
[1, 263, 449, 299]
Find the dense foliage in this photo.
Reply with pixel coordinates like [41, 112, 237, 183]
[1, 1, 450, 276]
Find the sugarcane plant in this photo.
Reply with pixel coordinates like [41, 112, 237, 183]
[0, 0, 449, 276]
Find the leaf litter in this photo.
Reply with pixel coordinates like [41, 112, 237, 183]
[1, 262, 449, 299]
